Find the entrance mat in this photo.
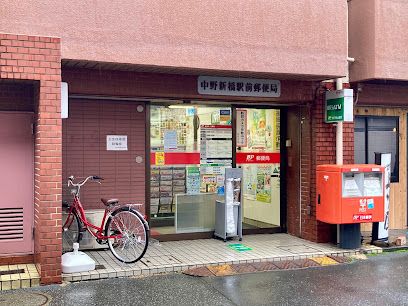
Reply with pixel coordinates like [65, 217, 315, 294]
[228, 243, 252, 252]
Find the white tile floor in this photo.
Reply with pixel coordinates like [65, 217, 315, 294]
[62, 233, 382, 282]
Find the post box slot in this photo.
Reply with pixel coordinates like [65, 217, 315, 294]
[363, 173, 383, 197]
[342, 173, 364, 198]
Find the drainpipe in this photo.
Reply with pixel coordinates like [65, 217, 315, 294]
[336, 78, 343, 166]
[336, 78, 343, 245]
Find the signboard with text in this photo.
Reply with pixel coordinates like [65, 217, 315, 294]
[325, 89, 354, 123]
[198, 76, 281, 98]
[107, 135, 128, 151]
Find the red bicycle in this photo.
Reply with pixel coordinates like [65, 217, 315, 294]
[62, 175, 149, 263]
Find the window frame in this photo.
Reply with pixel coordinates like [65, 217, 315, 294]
[355, 115, 399, 183]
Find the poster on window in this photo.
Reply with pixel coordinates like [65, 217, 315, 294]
[256, 165, 272, 203]
[186, 166, 200, 195]
[236, 109, 247, 147]
[163, 130, 178, 151]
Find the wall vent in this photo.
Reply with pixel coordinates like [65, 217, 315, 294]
[0, 207, 24, 240]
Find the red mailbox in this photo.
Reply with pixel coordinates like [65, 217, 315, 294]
[316, 164, 385, 224]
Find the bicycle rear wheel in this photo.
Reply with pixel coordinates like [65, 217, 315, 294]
[62, 211, 80, 253]
[105, 207, 148, 263]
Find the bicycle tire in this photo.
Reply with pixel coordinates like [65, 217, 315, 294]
[62, 210, 81, 253]
[104, 206, 149, 263]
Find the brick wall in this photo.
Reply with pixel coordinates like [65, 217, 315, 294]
[62, 99, 146, 212]
[0, 33, 62, 284]
[296, 82, 354, 242]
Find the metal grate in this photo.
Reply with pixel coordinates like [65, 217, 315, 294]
[0, 207, 24, 240]
[0, 268, 25, 276]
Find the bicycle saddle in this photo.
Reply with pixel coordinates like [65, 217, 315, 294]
[101, 198, 119, 206]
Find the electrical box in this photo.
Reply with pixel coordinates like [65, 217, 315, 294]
[316, 164, 385, 224]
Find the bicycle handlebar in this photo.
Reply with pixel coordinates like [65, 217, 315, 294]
[68, 175, 104, 187]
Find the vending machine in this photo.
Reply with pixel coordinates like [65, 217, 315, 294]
[316, 164, 385, 224]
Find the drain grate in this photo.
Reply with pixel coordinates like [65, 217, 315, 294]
[94, 265, 106, 270]
[0, 268, 24, 276]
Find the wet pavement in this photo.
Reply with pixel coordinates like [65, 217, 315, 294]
[1, 251, 407, 306]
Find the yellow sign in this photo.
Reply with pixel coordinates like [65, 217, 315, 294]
[155, 152, 165, 165]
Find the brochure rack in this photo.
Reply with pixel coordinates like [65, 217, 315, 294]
[214, 168, 243, 242]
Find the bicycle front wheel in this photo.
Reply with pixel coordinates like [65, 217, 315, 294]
[62, 211, 80, 253]
[105, 207, 149, 263]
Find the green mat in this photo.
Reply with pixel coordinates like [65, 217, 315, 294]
[228, 243, 252, 252]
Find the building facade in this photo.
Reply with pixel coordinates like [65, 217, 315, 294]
[0, 0, 405, 284]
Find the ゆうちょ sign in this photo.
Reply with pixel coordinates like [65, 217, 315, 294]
[325, 89, 354, 123]
[198, 76, 280, 98]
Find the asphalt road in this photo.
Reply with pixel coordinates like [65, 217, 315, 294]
[1, 252, 408, 306]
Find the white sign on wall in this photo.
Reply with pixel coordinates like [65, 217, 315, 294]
[107, 135, 128, 151]
[61, 82, 68, 119]
[198, 76, 281, 98]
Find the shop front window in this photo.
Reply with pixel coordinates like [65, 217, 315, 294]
[236, 108, 281, 229]
[150, 104, 232, 234]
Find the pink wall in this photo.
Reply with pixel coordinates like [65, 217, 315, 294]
[349, 0, 408, 82]
[1, 0, 347, 79]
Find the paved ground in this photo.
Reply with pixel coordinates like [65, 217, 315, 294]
[1, 251, 407, 306]
[63, 233, 381, 282]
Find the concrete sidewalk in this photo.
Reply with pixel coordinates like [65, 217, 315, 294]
[63, 233, 381, 282]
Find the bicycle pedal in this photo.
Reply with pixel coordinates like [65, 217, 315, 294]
[96, 239, 107, 245]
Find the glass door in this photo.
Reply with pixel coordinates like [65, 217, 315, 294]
[236, 108, 281, 229]
[150, 104, 232, 235]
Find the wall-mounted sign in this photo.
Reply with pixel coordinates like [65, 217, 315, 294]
[61, 82, 68, 119]
[198, 76, 281, 98]
[107, 135, 128, 151]
[325, 89, 354, 123]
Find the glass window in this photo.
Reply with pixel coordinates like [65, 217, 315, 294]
[354, 116, 399, 182]
[150, 104, 232, 234]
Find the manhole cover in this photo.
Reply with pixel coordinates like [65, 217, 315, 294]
[0, 292, 51, 306]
